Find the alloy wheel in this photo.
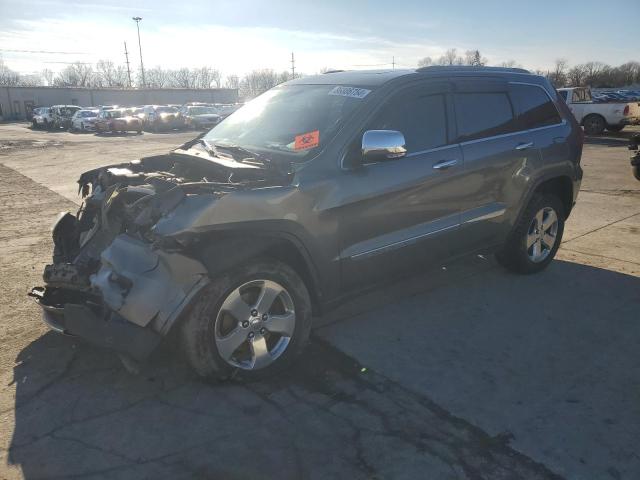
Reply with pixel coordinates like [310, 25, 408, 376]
[214, 279, 296, 370]
[526, 207, 559, 263]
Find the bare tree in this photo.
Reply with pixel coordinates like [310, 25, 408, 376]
[617, 61, 640, 86]
[196, 67, 222, 88]
[18, 74, 42, 87]
[146, 67, 170, 88]
[417, 57, 433, 68]
[0, 57, 21, 86]
[547, 58, 568, 87]
[54, 62, 94, 87]
[437, 48, 464, 66]
[499, 60, 520, 68]
[567, 64, 587, 86]
[94, 60, 127, 88]
[582, 61, 608, 86]
[239, 69, 289, 99]
[225, 74, 240, 90]
[464, 50, 487, 66]
[169, 68, 195, 88]
[41, 68, 54, 86]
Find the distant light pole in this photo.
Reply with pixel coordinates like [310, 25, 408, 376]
[132, 16, 146, 88]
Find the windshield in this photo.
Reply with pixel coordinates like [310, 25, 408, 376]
[189, 106, 217, 115]
[156, 106, 178, 113]
[79, 110, 97, 117]
[204, 84, 372, 162]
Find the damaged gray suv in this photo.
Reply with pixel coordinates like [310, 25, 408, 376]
[31, 67, 583, 380]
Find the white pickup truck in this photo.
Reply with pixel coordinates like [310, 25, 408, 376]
[557, 87, 640, 135]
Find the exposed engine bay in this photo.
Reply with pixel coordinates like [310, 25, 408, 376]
[29, 148, 292, 360]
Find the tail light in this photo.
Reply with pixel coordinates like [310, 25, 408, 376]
[623, 105, 630, 116]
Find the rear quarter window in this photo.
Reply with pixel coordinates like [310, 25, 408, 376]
[453, 92, 516, 142]
[510, 84, 562, 129]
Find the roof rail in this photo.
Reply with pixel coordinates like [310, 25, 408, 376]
[416, 65, 530, 74]
[322, 69, 346, 74]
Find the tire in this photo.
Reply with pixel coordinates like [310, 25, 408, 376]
[583, 114, 606, 135]
[496, 193, 565, 274]
[181, 258, 312, 381]
[137, 129, 142, 135]
[606, 124, 625, 133]
[32, 121, 38, 129]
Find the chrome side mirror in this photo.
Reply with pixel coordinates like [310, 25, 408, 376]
[361, 130, 407, 162]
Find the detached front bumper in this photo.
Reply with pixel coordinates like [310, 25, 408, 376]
[30, 288, 162, 361]
[31, 231, 209, 360]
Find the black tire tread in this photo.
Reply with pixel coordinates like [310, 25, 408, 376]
[180, 257, 312, 382]
[496, 193, 564, 274]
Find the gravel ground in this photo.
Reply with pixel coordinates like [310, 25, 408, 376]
[0, 123, 638, 479]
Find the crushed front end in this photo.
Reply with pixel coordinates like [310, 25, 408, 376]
[29, 149, 287, 360]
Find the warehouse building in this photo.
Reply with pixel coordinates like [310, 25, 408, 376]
[0, 86, 239, 120]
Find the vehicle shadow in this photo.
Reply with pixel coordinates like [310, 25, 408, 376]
[94, 132, 144, 137]
[7, 257, 640, 478]
[585, 129, 637, 147]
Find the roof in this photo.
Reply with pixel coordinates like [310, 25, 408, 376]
[288, 66, 534, 87]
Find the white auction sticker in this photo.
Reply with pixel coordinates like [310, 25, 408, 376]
[328, 86, 371, 99]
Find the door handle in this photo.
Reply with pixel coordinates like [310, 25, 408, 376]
[515, 142, 534, 151]
[433, 159, 458, 170]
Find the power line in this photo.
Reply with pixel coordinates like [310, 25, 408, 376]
[43, 61, 92, 65]
[0, 49, 89, 55]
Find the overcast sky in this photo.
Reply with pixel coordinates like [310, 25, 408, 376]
[1, 0, 639, 77]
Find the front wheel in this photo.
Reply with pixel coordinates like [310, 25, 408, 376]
[181, 258, 312, 381]
[496, 193, 564, 274]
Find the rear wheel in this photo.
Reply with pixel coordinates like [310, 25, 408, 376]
[181, 258, 312, 381]
[606, 124, 625, 133]
[583, 114, 606, 135]
[496, 193, 564, 274]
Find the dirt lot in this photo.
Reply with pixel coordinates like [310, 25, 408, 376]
[0, 123, 639, 479]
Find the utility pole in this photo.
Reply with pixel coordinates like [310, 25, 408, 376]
[392, 56, 395, 70]
[132, 16, 146, 88]
[124, 41, 132, 88]
[290, 52, 296, 79]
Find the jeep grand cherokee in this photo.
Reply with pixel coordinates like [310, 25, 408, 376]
[30, 66, 583, 380]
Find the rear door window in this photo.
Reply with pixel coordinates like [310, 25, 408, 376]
[453, 92, 516, 142]
[510, 84, 562, 130]
[369, 92, 448, 153]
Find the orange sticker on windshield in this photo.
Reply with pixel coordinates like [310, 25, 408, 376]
[294, 130, 320, 150]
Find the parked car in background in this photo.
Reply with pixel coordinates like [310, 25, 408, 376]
[144, 105, 182, 132]
[31, 107, 54, 129]
[213, 103, 242, 118]
[70, 109, 100, 132]
[95, 108, 143, 134]
[558, 87, 640, 134]
[50, 105, 82, 130]
[179, 105, 222, 130]
[31, 66, 583, 380]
